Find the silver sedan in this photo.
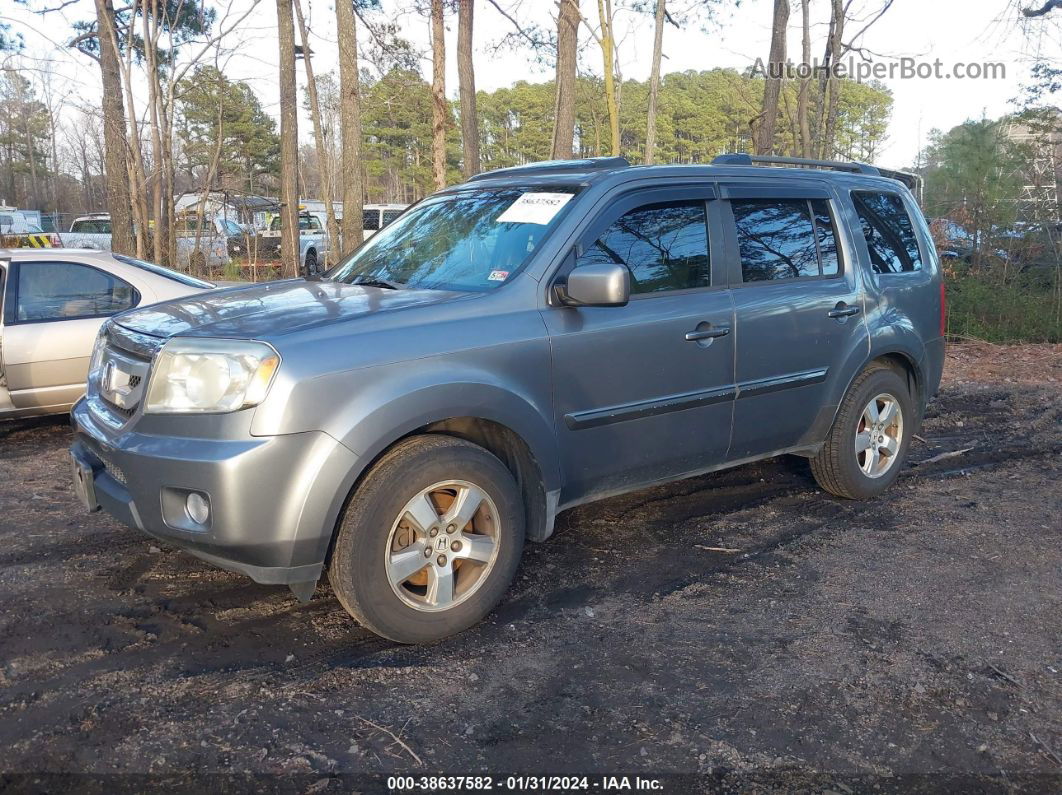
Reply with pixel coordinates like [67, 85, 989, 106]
[0, 249, 217, 419]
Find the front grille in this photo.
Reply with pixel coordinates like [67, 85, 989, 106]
[89, 326, 158, 427]
[102, 457, 127, 485]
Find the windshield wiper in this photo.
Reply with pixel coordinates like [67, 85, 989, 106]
[349, 276, 403, 290]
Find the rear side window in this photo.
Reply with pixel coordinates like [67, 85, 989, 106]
[16, 262, 138, 322]
[853, 191, 923, 274]
[576, 201, 710, 294]
[732, 199, 840, 281]
[382, 209, 404, 226]
[363, 210, 381, 231]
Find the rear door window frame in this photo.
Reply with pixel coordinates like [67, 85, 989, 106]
[718, 183, 845, 288]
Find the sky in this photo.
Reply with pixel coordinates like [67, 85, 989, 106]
[2, 0, 1059, 170]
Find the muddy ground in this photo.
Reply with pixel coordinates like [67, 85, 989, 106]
[0, 343, 1059, 792]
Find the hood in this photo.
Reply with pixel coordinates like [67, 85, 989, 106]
[115, 278, 470, 339]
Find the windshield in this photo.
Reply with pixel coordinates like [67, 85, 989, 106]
[112, 254, 215, 289]
[329, 188, 578, 292]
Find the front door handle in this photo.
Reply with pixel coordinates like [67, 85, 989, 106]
[685, 326, 731, 341]
[828, 304, 861, 319]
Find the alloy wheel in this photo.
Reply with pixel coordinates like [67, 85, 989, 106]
[855, 393, 904, 479]
[385, 480, 501, 612]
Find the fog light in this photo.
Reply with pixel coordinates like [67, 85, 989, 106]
[185, 491, 211, 525]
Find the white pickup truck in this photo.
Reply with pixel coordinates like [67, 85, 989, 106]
[259, 212, 331, 275]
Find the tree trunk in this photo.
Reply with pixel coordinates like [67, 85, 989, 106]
[644, 0, 667, 164]
[755, 0, 789, 155]
[597, 0, 620, 156]
[276, 0, 300, 277]
[430, 0, 447, 191]
[797, 0, 812, 158]
[822, 0, 844, 160]
[551, 0, 579, 159]
[93, 0, 134, 255]
[336, 0, 365, 253]
[457, 0, 479, 178]
[294, 0, 340, 261]
[143, 0, 170, 266]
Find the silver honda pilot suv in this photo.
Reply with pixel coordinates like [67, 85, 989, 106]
[71, 155, 945, 643]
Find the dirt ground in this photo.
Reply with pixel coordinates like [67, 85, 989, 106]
[0, 343, 1059, 792]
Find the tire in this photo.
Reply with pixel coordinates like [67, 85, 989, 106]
[304, 249, 318, 275]
[810, 364, 914, 500]
[328, 434, 525, 643]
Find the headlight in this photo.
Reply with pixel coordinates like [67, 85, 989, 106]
[144, 338, 280, 414]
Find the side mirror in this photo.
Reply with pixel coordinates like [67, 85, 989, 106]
[557, 261, 630, 307]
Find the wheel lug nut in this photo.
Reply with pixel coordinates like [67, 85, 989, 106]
[429, 528, 439, 537]
[423, 547, 432, 558]
[447, 524, 456, 533]
[451, 540, 461, 552]
[437, 555, 447, 566]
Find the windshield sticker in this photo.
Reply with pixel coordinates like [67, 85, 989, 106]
[495, 192, 573, 225]
[487, 270, 509, 282]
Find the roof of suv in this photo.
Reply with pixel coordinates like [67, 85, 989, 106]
[463, 154, 919, 196]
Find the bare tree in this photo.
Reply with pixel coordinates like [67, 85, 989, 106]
[796, 0, 812, 158]
[294, 0, 340, 258]
[457, 0, 479, 178]
[596, 0, 620, 156]
[755, 0, 789, 155]
[551, 0, 580, 159]
[644, 0, 668, 164]
[276, 0, 300, 276]
[815, 0, 844, 159]
[336, 0, 365, 252]
[430, 0, 447, 190]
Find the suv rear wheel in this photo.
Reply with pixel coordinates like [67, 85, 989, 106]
[328, 434, 525, 643]
[811, 364, 914, 500]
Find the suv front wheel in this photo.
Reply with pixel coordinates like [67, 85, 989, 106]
[328, 434, 525, 643]
[811, 364, 914, 500]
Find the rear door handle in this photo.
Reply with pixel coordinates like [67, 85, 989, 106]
[685, 326, 730, 341]
[827, 305, 861, 318]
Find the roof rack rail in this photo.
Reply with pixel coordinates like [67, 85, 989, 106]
[712, 153, 880, 176]
[467, 156, 631, 182]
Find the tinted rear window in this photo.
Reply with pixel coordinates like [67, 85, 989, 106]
[853, 191, 923, 274]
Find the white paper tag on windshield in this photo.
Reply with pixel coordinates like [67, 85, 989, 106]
[495, 192, 573, 225]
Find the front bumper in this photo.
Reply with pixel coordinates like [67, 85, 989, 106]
[70, 398, 358, 586]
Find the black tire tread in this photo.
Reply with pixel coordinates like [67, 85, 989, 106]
[327, 434, 523, 643]
[810, 363, 907, 500]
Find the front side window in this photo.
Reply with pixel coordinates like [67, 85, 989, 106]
[16, 262, 137, 322]
[576, 201, 710, 294]
[853, 191, 923, 274]
[331, 188, 578, 292]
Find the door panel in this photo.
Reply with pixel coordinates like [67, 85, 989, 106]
[2, 260, 137, 410]
[543, 187, 736, 504]
[3, 316, 105, 408]
[723, 194, 866, 460]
